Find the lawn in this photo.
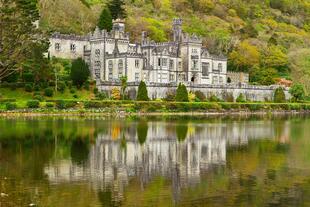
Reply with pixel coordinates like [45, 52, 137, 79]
[0, 87, 95, 101]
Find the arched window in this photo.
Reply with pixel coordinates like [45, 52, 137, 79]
[70, 44, 76, 52]
[218, 63, 223, 72]
[118, 59, 123, 78]
[95, 49, 100, 56]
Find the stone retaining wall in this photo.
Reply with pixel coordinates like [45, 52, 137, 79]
[97, 82, 290, 102]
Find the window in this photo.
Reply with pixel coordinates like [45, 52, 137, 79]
[94, 69, 100, 79]
[95, 61, 101, 67]
[70, 44, 76, 52]
[192, 60, 198, 70]
[95, 49, 100, 56]
[135, 73, 140, 81]
[219, 76, 223, 84]
[192, 48, 198, 54]
[218, 63, 223, 72]
[202, 62, 210, 76]
[212, 76, 218, 84]
[178, 61, 182, 70]
[118, 59, 123, 77]
[135, 59, 139, 68]
[169, 60, 174, 69]
[158, 58, 161, 67]
[55, 43, 60, 51]
[169, 74, 174, 81]
[108, 60, 113, 81]
[162, 58, 167, 67]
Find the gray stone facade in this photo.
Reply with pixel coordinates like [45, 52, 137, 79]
[98, 82, 290, 102]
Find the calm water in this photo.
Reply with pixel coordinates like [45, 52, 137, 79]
[1, 115, 310, 207]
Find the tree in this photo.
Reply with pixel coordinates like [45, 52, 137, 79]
[98, 8, 113, 31]
[120, 76, 127, 100]
[0, 0, 48, 81]
[108, 0, 126, 20]
[261, 45, 289, 73]
[273, 88, 286, 103]
[137, 81, 149, 101]
[289, 83, 305, 102]
[229, 41, 260, 72]
[250, 67, 277, 85]
[70, 58, 90, 88]
[176, 83, 189, 102]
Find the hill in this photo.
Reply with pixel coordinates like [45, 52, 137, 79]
[38, 0, 310, 92]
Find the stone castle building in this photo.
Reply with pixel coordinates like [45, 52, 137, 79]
[49, 18, 227, 85]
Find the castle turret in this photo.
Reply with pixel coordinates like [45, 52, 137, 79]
[172, 18, 183, 42]
[112, 19, 125, 32]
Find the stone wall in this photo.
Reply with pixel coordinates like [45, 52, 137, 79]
[97, 82, 291, 102]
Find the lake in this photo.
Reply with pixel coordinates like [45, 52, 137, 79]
[0, 115, 310, 207]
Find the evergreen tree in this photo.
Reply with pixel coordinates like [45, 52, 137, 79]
[137, 120, 148, 145]
[0, 0, 48, 80]
[137, 81, 149, 101]
[176, 83, 189, 102]
[98, 8, 113, 31]
[70, 58, 90, 88]
[273, 87, 286, 103]
[108, 0, 126, 20]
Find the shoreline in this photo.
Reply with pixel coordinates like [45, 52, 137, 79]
[1, 109, 309, 117]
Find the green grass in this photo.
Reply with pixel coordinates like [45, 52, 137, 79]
[0, 87, 95, 101]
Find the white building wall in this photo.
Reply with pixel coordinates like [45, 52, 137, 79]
[49, 38, 89, 60]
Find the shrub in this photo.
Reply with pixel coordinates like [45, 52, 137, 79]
[27, 100, 40, 108]
[25, 83, 33, 92]
[164, 90, 176, 101]
[236, 93, 246, 103]
[33, 95, 44, 102]
[56, 100, 77, 109]
[70, 88, 76, 94]
[209, 94, 220, 102]
[46, 103, 54, 108]
[223, 92, 234, 102]
[194, 91, 206, 102]
[137, 81, 149, 101]
[273, 87, 286, 103]
[6, 102, 17, 110]
[188, 92, 196, 102]
[176, 83, 189, 102]
[33, 85, 40, 91]
[289, 83, 305, 102]
[57, 81, 66, 93]
[23, 72, 34, 82]
[44, 88, 54, 97]
[96, 92, 107, 100]
[84, 82, 90, 90]
[111, 87, 121, 100]
[93, 87, 99, 94]
[70, 58, 90, 87]
[73, 94, 78, 99]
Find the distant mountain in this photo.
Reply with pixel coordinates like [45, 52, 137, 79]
[38, 0, 310, 92]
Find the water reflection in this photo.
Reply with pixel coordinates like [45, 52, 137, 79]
[40, 117, 291, 205]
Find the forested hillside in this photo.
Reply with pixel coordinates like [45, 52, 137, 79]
[38, 0, 310, 92]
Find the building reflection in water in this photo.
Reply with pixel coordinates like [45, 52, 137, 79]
[44, 120, 289, 204]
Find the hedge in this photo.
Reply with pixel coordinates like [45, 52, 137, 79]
[27, 100, 40, 108]
[0, 98, 16, 103]
[55, 100, 78, 109]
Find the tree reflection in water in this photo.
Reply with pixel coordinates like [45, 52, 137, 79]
[0, 116, 310, 206]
